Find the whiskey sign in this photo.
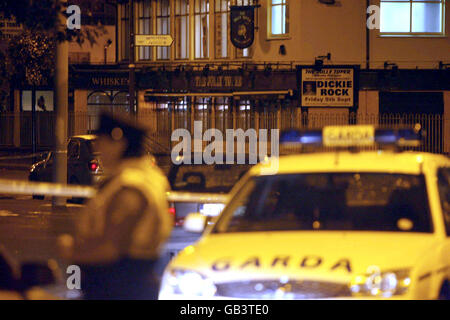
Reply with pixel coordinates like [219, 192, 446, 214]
[91, 76, 129, 87]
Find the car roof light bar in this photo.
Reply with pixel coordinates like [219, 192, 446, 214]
[280, 125, 423, 148]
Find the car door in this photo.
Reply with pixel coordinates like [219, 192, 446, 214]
[39, 152, 54, 182]
[437, 167, 450, 293]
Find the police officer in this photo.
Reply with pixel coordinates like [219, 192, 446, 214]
[58, 112, 173, 300]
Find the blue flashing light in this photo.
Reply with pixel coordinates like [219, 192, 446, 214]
[280, 130, 323, 145]
[375, 128, 423, 146]
[280, 125, 423, 148]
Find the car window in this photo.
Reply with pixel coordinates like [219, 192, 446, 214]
[86, 139, 99, 155]
[170, 163, 252, 193]
[214, 173, 433, 234]
[437, 168, 450, 236]
[68, 140, 80, 160]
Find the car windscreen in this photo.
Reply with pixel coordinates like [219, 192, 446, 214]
[213, 173, 433, 233]
[170, 163, 252, 193]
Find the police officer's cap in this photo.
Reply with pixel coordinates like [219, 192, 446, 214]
[96, 112, 147, 158]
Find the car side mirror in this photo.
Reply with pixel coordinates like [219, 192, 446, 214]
[183, 213, 207, 233]
[182, 172, 206, 191]
[20, 262, 57, 289]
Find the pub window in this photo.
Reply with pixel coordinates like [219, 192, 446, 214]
[173, 97, 190, 130]
[21, 91, 54, 112]
[120, 3, 130, 61]
[157, 102, 169, 110]
[137, 0, 152, 61]
[112, 91, 130, 114]
[174, 97, 189, 111]
[87, 91, 113, 130]
[195, 97, 209, 110]
[380, 0, 445, 35]
[157, 0, 171, 60]
[195, 0, 210, 59]
[175, 0, 190, 59]
[239, 99, 251, 111]
[235, 0, 254, 57]
[215, 97, 229, 111]
[268, 0, 289, 39]
[215, 0, 230, 59]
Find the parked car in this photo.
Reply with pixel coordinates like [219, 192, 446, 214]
[167, 154, 255, 226]
[29, 135, 103, 200]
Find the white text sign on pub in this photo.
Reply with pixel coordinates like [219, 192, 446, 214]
[135, 35, 174, 47]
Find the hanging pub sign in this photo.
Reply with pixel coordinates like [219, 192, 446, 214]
[230, 6, 255, 49]
[298, 65, 358, 108]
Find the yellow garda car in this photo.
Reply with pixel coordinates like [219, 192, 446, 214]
[158, 125, 450, 300]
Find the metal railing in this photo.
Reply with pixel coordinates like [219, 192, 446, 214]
[0, 111, 447, 155]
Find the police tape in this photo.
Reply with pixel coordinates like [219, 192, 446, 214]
[0, 152, 48, 161]
[0, 179, 96, 198]
[166, 191, 229, 204]
[0, 179, 229, 204]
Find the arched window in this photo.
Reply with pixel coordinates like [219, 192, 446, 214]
[87, 90, 130, 115]
[112, 91, 130, 114]
[87, 91, 113, 115]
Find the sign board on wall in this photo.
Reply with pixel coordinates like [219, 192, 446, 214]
[230, 6, 255, 49]
[135, 35, 173, 46]
[298, 66, 358, 108]
[0, 15, 22, 44]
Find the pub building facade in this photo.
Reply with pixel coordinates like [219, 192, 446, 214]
[107, 0, 449, 154]
[3, 0, 450, 154]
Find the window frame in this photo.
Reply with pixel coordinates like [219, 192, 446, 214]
[267, 0, 290, 40]
[137, 0, 153, 61]
[214, 0, 231, 59]
[379, 0, 446, 37]
[175, 0, 190, 60]
[156, 0, 171, 60]
[194, 0, 210, 59]
[120, 3, 130, 61]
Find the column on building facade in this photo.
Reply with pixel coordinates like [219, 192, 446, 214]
[13, 90, 21, 147]
[358, 90, 379, 124]
[73, 90, 88, 135]
[444, 91, 450, 155]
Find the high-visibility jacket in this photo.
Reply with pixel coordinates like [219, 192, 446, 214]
[75, 156, 173, 261]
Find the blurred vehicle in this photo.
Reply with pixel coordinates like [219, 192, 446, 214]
[0, 245, 59, 300]
[167, 154, 253, 226]
[29, 135, 103, 200]
[159, 125, 450, 300]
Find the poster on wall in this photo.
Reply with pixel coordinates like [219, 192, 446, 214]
[299, 66, 357, 108]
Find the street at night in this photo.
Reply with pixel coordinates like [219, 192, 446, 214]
[0, 0, 449, 310]
[0, 168, 201, 299]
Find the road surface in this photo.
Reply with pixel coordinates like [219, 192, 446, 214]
[0, 169, 202, 299]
